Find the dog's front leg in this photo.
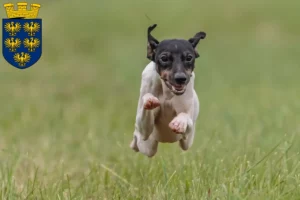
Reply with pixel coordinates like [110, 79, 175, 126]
[130, 92, 160, 156]
[134, 63, 161, 140]
[169, 113, 195, 150]
[130, 93, 160, 156]
[130, 63, 161, 154]
[136, 93, 160, 140]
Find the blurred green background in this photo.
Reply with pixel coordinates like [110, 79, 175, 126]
[1, 0, 300, 199]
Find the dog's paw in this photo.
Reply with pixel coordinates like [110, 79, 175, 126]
[143, 96, 160, 110]
[169, 117, 187, 134]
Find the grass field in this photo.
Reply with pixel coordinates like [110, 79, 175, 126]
[1, 0, 300, 199]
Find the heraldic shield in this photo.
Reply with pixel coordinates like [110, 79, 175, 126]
[2, 3, 42, 69]
[2, 19, 42, 69]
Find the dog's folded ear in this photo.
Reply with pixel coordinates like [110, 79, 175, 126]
[188, 32, 206, 58]
[147, 24, 160, 61]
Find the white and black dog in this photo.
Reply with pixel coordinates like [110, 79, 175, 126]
[130, 24, 206, 157]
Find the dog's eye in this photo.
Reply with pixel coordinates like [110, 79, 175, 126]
[186, 55, 193, 62]
[160, 55, 169, 63]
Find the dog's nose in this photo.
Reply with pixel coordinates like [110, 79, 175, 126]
[174, 73, 187, 84]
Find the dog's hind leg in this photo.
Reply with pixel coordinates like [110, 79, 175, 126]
[135, 131, 158, 157]
[130, 134, 139, 152]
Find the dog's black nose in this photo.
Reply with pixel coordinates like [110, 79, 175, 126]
[174, 73, 187, 84]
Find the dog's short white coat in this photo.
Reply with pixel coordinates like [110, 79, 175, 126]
[130, 61, 200, 157]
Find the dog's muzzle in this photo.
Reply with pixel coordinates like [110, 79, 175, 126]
[163, 79, 187, 95]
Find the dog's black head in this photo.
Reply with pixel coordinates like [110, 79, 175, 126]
[147, 24, 206, 95]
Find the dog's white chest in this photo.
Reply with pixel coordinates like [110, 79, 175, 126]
[152, 98, 183, 143]
[156, 99, 175, 122]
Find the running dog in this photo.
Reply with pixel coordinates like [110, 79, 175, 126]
[130, 24, 206, 157]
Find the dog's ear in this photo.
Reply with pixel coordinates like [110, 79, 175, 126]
[188, 32, 206, 58]
[147, 24, 159, 61]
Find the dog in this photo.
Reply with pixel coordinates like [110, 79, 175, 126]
[130, 24, 206, 157]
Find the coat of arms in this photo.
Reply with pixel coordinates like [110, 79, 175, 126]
[2, 2, 42, 69]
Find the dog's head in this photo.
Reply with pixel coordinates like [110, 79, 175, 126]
[147, 24, 206, 95]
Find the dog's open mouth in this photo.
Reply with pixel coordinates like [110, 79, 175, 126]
[164, 80, 186, 95]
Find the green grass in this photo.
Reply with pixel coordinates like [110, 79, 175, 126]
[1, 0, 300, 199]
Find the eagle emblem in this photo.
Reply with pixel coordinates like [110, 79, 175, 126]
[23, 37, 40, 52]
[4, 22, 21, 36]
[13, 52, 31, 67]
[4, 37, 21, 52]
[23, 22, 40, 37]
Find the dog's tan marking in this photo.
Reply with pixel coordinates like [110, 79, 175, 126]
[160, 70, 171, 80]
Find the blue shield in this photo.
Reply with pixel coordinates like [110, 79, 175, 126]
[2, 18, 42, 69]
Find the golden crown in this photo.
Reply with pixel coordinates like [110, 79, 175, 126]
[4, 2, 41, 19]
